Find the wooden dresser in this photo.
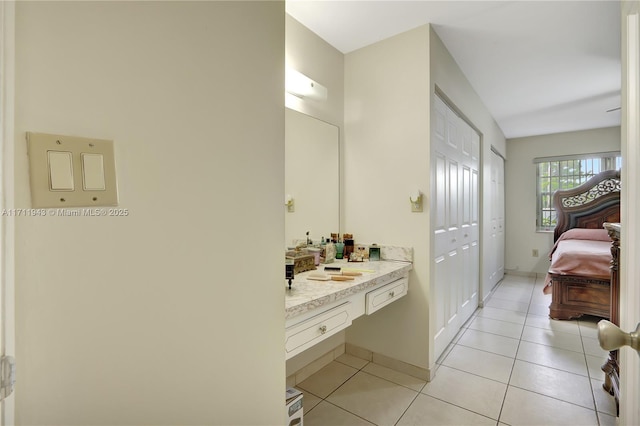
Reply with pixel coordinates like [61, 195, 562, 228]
[602, 222, 620, 415]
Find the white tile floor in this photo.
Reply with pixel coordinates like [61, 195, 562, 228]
[297, 274, 617, 426]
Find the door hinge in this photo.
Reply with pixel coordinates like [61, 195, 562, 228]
[0, 355, 15, 401]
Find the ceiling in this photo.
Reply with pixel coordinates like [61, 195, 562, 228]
[286, 0, 622, 139]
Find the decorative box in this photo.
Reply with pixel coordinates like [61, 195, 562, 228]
[286, 254, 316, 274]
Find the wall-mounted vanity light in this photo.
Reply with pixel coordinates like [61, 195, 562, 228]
[285, 194, 295, 213]
[410, 189, 423, 213]
[285, 68, 328, 101]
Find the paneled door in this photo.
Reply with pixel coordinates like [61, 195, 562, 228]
[487, 149, 505, 293]
[432, 95, 480, 360]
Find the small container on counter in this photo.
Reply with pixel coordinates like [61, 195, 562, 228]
[323, 242, 336, 263]
[307, 247, 322, 266]
[369, 244, 381, 261]
[343, 237, 354, 260]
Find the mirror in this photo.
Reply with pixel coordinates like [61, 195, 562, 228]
[285, 108, 340, 246]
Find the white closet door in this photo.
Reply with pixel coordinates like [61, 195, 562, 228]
[432, 95, 479, 360]
[496, 152, 505, 281]
[487, 150, 505, 291]
[459, 119, 479, 323]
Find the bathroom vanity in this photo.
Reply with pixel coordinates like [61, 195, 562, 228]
[284, 108, 412, 360]
[285, 260, 411, 359]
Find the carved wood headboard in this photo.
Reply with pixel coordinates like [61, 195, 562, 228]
[552, 169, 621, 242]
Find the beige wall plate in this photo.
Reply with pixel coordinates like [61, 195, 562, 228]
[27, 132, 118, 208]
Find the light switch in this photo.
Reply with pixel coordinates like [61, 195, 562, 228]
[47, 151, 74, 191]
[81, 153, 106, 191]
[27, 132, 118, 208]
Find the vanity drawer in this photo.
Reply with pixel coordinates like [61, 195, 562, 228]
[285, 302, 352, 357]
[366, 277, 408, 314]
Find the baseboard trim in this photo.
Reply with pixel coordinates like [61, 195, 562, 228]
[286, 343, 346, 388]
[345, 343, 431, 381]
[504, 269, 538, 277]
[287, 342, 433, 387]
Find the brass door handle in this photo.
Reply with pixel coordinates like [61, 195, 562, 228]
[598, 320, 640, 352]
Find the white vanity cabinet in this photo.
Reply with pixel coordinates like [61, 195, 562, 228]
[365, 276, 408, 314]
[285, 302, 353, 357]
[285, 261, 411, 359]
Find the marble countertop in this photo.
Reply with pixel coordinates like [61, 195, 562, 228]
[285, 259, 412, 320]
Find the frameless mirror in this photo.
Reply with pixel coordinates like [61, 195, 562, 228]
[285, 108, 339, 246]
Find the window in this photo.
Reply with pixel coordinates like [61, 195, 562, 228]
[535, 152, 621, 231]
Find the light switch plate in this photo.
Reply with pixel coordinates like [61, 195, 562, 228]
[27, 132, 118, 208]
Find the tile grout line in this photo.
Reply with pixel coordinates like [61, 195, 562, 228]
[300, 358, 369, 417]
[336, 356, 429, 394]
[304, 275, 610, 424]
[495, 274, 536, 425]
[514, 275, 602, 422]
[310, 360, 426, 425]
[405, 392, 501, 425]
[393, 388, 423, 426]
[506, 383, 605, 412]
[324, 369, 421, 426]
[578, 319, 605, 426]
[320, 399, 377, 425]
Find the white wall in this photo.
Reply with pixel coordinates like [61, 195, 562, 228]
[505, 126, 621, 275]
[13, 2, 285, 424]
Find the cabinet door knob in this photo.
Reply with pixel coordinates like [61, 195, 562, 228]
[598, 320, 640, 352]
[319, 325, 327, 334]
[389, 291, 395, 298]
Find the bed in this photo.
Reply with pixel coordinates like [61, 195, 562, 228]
[544, 169, 621, 320]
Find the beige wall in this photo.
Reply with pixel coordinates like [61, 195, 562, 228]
[343, 25, 431, 369]
[429, 27, 507, 304]
[505, 126, 621, 275]
[13, 2, 284, 424]
[284, 14, 346, 375]
[343, 25, 507, 373]
[285, 15, 344, 129]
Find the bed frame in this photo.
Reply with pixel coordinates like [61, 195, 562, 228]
[548, 169, 621, 320]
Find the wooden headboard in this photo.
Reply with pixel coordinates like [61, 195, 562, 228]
[552, 169, 621, 241]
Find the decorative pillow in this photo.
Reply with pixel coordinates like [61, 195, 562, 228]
[561, 228, 610, 242]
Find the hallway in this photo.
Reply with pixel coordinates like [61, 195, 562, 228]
[298, 274, 617, 425]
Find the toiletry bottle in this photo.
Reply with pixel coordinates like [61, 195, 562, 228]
[369, 244, 381, 261]
[343, 234, 354, 260]
[335, 238, 344, 259]
[320, 237, 326, 262]
[324, 241, 336, 264]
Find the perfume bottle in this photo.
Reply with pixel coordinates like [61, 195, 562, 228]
[343, 238, 354, 260]
[335, 240, 344, 259]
